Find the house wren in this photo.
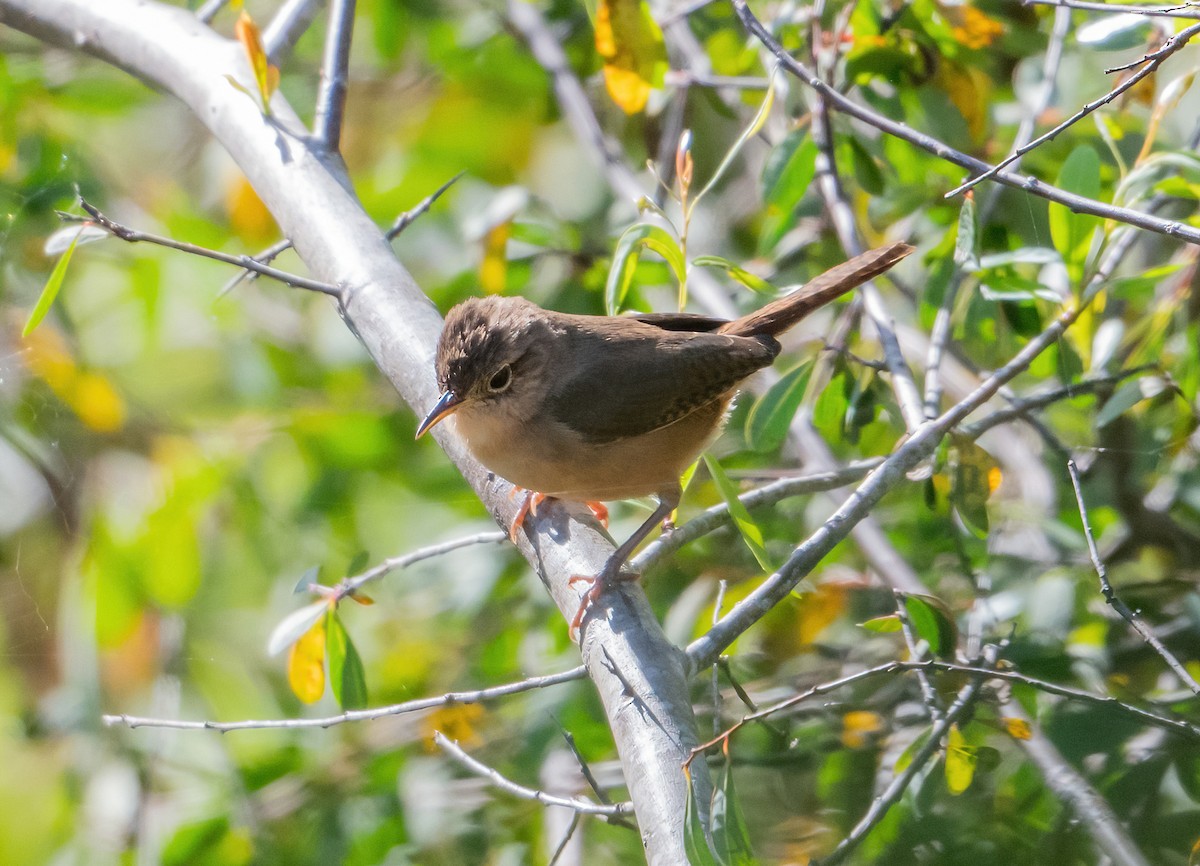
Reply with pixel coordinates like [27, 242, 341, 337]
[416, 241, 913, 632]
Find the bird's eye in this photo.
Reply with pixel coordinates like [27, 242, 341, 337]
[488, 365, 513, 393]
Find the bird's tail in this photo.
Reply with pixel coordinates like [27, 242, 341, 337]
[718, 242, 914, 338]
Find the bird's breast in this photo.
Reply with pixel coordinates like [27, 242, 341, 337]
[453, 394, 731, 501]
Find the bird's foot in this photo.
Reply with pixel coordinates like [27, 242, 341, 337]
[508, 488, 549, 542]
[585, 500, 609, 528]
[568, 562, 640, 638]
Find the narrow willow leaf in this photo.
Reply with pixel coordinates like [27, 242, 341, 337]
[704, 454, 773, 572]
[712, 753, 757, 865]
[744, 360, 813, 452]
[692, 255, 776, 294]
[944, 724, 977, 795]
[604, 224, 685, 314]
[861, 614, 903, 633]
[954, 195, 978, 271]
[693, 71, 777, 208]
[683, 765, 721, 866]
[24, 227, 82, 336]
[1048, 145, 1102, 285]
[949, 433, 999, 537]
[327, 611, 368, 710]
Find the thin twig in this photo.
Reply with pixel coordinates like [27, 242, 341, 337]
[68, 199, 342, 297]
[924, 5, 1072, 418]
[103, 666, 586, 730]
[1067, 460, 1200, 696]
[547, 813, 582, 866]
[1025, 0, 1200, 19]
[813, 664, 993, 866]
[433, 732, 633, 818]
[630, 460, 882, 574]
[946, 21, 1200, 197]
[336, 531, 507, 597]
[960, 366, 1159, 441]
[894, 591, 944, 719]
[313, 0, 356, 152]
[729, 0, 1200, 246]
[220, 171, 463, 296]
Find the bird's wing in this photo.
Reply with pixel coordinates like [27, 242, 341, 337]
[544, 323, 779, 444]
[626, 311, 730, 333]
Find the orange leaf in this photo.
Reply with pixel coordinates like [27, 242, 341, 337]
[287, 616, 327, 704]
[1002, 717, 1032, 740]
[841, 710, 884, 749]
[235, 11, 278, 113]
[595, 0, 667, 114]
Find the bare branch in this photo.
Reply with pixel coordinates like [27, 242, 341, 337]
[195, 0, 229, 25]
[102, 666, 586, 731]
[433, 732, 633, 818]
[1067, 460, 1200, 696]
[730, 0, 1200, 246]
[66, 198, 343, 297]
[1025, 0, 1200, 20]
[313, 0, 355, 152]
[947, 21, 1200, 197]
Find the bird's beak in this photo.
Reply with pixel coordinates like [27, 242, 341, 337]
[415, 390, 463, 439]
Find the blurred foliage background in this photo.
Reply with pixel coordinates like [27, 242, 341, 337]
[1, 0, 1199, 863]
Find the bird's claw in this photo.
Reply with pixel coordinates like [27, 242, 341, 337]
[568, 567, 641, 639]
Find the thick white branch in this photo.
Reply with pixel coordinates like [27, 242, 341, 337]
[0, 1, 708, 860]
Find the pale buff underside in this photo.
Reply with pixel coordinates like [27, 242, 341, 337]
[451, 390, 732, 501]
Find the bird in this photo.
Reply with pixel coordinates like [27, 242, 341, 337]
[416, 242, 913, 634]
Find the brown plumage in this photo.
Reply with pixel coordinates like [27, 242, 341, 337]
[416, 241, 913, 632]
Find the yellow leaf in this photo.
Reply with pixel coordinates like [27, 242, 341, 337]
[424, 703, 485, 750]
[797, 583, 848, 645]
[235, 11, 278, 113]
[595, 0, 667, 114]
[480, 221, 511, 295]
[841, 710, 884, 749]
[287, 616, 327, 704]
[225, 175, 277, 243]
[945, 724, 977, 795]
[72, 371, 127, 433]
[1002, 717, 1032, 740]
[935, 61, 991, 143]
[24, 328, 126, 432]
[949, 433, 999, 536]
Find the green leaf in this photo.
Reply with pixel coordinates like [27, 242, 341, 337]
[903, 594, 958, 658]
[327, 611, 368, 710]
[1049, 145, 1102, 284]
[605, 224, 686, 314]
[812, 371, 848, 434]
[945, 724, 977, 795]
[712, 758, 757, 865]
[692, 255, 776, 294]
[846, 137, 885, 196]
[760, 133, 817, 253]
[744, 360, 813, 452]
[346, 549, 371, 576]
[684, 766, 721, 866]
[1095, 376, 1168, 428]
[953, 195, 978, 271]
[703, 454, 773, 572]
[861, 614, 903, 633]
[949, 433, 999, 537]
[693, 72, 777, 209]
[24, 227, 83, 336]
